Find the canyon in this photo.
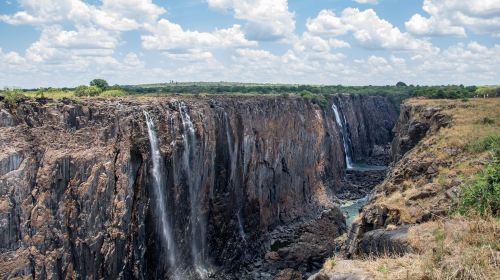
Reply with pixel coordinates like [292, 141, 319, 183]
[0, 95, 399, 279]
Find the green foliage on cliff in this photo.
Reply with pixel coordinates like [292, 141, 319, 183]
[459, 137, 500, 217]
[467, 135, 500, 154]
[0, 89, 25, 106]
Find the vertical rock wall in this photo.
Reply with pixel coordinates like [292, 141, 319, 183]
[0, 95, 398, 279]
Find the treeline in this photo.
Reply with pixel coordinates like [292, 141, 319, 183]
[3, 81, 500, 102]
[122, 83, 499, 99]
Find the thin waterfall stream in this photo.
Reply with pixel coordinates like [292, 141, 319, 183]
[144, 111, 177, 270]
[178, 103, 208, 278]
[331, 103, 354, 169]
[223, 112, 246, 242]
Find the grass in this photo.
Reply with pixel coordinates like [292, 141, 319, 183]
[467, 135, 500, 153]
[23, 89, 75, 99]
[457, 153, 499, 216]
[100, 89, 126, 97]
[322, 217, 499, 280]
[369, 98, 500, 224]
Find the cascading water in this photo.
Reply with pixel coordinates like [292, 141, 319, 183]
[331, 103, 354, 169]
[223, 113, 247, 242]
[143, 111, 178, 272]
[178, 103, 208, 278]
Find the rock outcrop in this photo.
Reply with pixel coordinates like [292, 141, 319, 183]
[0, 95, 398, 279]
[346, 100, 453, 257]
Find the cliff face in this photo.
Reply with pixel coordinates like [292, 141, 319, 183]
[334, 95, 398, 165]
[346, 100, 453, 257]
[0, 95, 398, 279]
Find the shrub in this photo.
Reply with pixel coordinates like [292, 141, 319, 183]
[299, 90, 313, 98]
[75, 85, 102, 97]
[467, 135, 500, 153]
[457, 154, 500, 216]
[482, 117, 495, 125]
[1, 89, 25, 106]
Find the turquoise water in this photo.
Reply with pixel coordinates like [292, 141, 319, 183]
[347, 164, 387, 172]
[341, 196, 368, 225]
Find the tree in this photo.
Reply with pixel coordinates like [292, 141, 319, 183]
[396, 81, 407, 87]
[75, 85, 102, 97]
[90, 79, 109, 90]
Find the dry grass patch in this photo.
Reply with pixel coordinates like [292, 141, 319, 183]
[408, 216, 499, 280]
[325, 217, 498, 280]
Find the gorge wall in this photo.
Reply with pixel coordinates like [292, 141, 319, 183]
[0, 95, 398, 279]
[345, 101, 453, 258]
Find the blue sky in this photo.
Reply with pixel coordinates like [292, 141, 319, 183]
[0, 0, 499, 88]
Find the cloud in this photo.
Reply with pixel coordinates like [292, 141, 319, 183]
[163, 50, 214, 62]
[307, 8, 436, 52]
[405, 0, 500, 37]
[354, 0, 378, 4]
[207, 0, 295, 41]
[142, 20, 257, 51]
[414, 42, 500, 83]
[0, 0, 165, 31]
[306, 10, 350, 37]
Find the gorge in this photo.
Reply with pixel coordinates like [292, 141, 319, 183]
[0, 95, 399, 279]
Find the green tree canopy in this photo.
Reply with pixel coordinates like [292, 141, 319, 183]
[90, 79, 109, 90]
[75, 85, 102, 97]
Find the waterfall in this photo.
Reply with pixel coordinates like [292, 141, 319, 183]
[237, 210, 247, 242]
[331, 103, 354, 169]
[143, 111, 177, 270]
[178, 103, 208, 278]
[224, 112, 238, 186]
[223, 113, 247, 242]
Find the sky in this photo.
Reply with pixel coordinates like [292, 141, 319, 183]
[0, 0, 499, 88]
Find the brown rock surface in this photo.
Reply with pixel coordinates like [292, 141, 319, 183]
[0, 95, 398, 279]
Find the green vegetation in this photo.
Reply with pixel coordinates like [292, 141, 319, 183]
[122, 82, 493, 100]
[1, 89, 25, 106]
[75, 85, 102, 97]
[467, 135, 500, 153]
[90, 79, 109, 91]
[458, 148, 499, 217]
[100, 89, 126, 97]
[2, 82, 499, 104]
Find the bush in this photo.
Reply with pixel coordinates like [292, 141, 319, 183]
[75, 85, 102, 97]
[1, 89, 25, 106]
[299, 90, 313, 98]
[458, 154, 500, 216]
[467, 135, 500, 153]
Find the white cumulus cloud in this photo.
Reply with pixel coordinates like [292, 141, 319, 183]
[207, 0, 295, 41]
[307, 8, 436, 52]
[142, 20, 257, 51]
[405, 0, 500, 37]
